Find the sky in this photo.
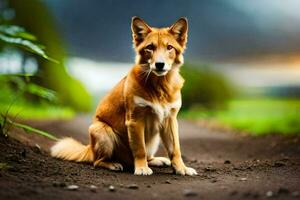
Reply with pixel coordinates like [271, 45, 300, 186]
[44, 0, 300, 63]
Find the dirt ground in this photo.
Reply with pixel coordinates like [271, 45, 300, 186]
[0, 115, 300, 200]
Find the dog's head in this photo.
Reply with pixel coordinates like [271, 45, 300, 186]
[131, 17, 188, 76]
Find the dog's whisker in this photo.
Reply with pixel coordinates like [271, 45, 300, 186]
[144, 69, 152, 83]
[137, 70, 148, 79]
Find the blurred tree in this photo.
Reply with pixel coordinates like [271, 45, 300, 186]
[181, 64, 234, 110]
[8, 0, 91, 111]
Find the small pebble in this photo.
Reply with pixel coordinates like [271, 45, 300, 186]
[183, 189, 198, 197]
[108, 185, 115, 192]
[224, 160, 231, 164]
[243, 192, 251, 197]
[292, 191, 300, 197]
[266, 191, 273, 197]
[240, 177, 247, 181]
[90, 185, 98, 192]
[52, 181, 66, 187]
[230, 191, 238, 196]
[67, 185, 79, 191]
[220, 186, 227, 190]
[204, 167, 216, 172]
[128, 184, 139, 189]
[152, 193, 159, 198]
[20, 149, 26, 158]
[165, 180, 171, 184]
[33, 144, 41, 153]
[252, 193, 260, 198]
[278, 187, 289, 194]
[273, 161, 285, 167]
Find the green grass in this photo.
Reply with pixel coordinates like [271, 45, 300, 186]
[180, 98, 300, 135]
[0, 78, 75, 120]
[2, 116, 58, 140]
[0, 102, 75, 120]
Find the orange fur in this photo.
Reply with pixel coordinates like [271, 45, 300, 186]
[51, 17, 197, 176]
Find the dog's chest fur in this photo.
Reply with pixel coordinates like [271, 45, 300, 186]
[133, 96, 181, 123]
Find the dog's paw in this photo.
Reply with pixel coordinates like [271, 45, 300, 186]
[148, 157, 171, 167]
[108, 163, 123, 171]
[174, 166, 198, 176]
[134, 166, 153, 175]
[184, 167, 198, 176]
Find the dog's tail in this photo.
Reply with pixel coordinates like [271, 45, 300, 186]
[50, 137, 93, 162]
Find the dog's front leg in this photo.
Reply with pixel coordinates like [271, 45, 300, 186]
[161, 116, 197, 176]
[127, 120, 153, 175]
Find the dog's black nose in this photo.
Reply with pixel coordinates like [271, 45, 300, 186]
[155, 62, 165, 71]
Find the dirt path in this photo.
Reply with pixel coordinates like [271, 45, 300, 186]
[1, 116, 300, 200]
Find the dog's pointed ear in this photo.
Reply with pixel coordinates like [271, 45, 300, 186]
[131, 16, 151, 47]
[169, 17, 188, 48]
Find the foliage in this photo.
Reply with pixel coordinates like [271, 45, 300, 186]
[0, 109, 12, 137]
[7, 0, 92, 111]
[0, 75, 75, 119]
[0, 75, 73, 139]
[180, 64, 234, 110]
[0, 76, 61, 140]
[0, 114, 58, 141]
[8, 117, 58, 141]
[0, 23, 73, 138]
[0, 75, 58, 101]
[0, 25, 57, 62]
[0, 102, 74, 120]
[0, 77, 62, 140]
[180, 98, 300, 135]
[0, 162, 11, 170]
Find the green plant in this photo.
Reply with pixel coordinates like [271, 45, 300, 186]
[0, 76, 61, 140]
[0, 23, 62, 140]
[0, 109, 13, 137]
[0, 24, 57, 62]
[0, 114, 58, 141]
[0, 75, 58, 103]
[180, 64, 234, 110]
[0, 162, 11, 170]
[180, 98, 300, 135]
[7, 0, 92, 111]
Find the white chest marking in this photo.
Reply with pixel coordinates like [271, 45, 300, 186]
[133, 96, 181, 123]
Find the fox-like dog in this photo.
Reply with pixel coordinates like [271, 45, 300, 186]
[51, 17, 197, 176]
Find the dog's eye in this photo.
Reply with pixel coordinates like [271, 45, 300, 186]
[145, 44, 155, 51]
[167, 45, 174, 50]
